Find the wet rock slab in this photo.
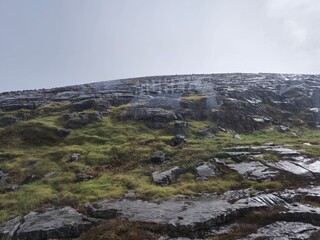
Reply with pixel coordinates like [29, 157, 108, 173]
[242, 221, 320, 240]
[0, 207, 98, 240]
[227, 161, 278, 181]
[297, 186, 320, 200]
[152, 166, 182, 185]
[86, 196, 272, 236]
[279, 203, 320, 224]
[267, 161, 314, 178]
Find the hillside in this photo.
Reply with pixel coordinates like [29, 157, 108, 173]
[0, 73, 320, 239]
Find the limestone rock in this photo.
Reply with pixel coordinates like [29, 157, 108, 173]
[197, 126, 218, 139]
[152, 167, 182, 185]
[195, 163, 219, 181]
[242, 221, 320, 240]
[227, 161, 278, 181]
[85, 195, 269, 237]
[0, 216, 22, 239]
[120, 106, 177, 129]
[0, 73, 319, 131]
[0, 207, 99, 240]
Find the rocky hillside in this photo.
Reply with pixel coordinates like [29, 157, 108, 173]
[1, 73, 319, 131]
[0, 73, 320, 239]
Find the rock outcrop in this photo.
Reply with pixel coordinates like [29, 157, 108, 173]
[195, 162, 219, 181]
[85, 195, 268, 237]
[0, 207, 98, 240]
[152, 167, 182, 185]
[242, 221, 320, 240]
[1, 73, 319, 132]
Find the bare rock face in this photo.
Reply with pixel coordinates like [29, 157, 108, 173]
[242, 221, 320, 240]
[0, 207, 99, 240]
[0, 73, 319, 132]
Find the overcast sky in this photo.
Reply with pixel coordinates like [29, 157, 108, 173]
[0, 0, 320, 92]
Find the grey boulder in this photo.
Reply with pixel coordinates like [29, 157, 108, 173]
[242, 221, 320, 240]
[152, 167, 182, 185]
[0, 207, 98, 240]
[195, 163, 219, 181]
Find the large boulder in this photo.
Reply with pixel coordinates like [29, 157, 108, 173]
[195, 162, 219, 181]
[152, 167, 182, 185]
[0, 207, 99, 240]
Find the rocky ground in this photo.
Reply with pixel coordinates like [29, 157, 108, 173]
[0, 73, 320, 239]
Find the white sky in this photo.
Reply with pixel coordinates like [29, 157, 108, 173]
[0, 0, 319, 91]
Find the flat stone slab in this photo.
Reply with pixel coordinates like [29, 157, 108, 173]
[86, 196, 270, 235]
[242, 221, 320, 240]
[0, 207, 98, 240]
[266, 147, 300, 156]
[278, 203, 320, 224]
[227, 161, 278, 181]
[297, 186, 320, 200]
[267, 161, 314, 178]
[290, 156, 320, 176]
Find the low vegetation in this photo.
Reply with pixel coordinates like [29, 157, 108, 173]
[0, 102, 319, 226]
